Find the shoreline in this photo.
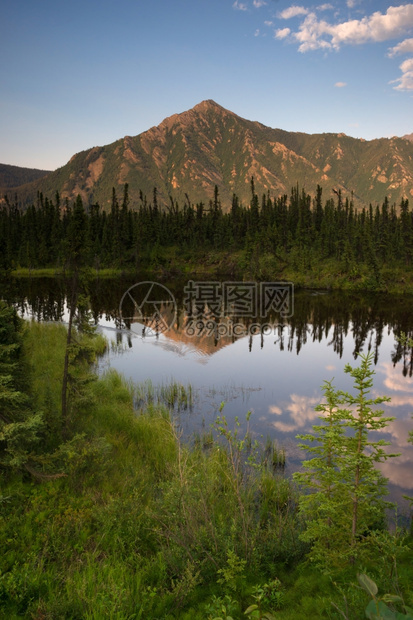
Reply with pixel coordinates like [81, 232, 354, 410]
[6, 261, 413, 296]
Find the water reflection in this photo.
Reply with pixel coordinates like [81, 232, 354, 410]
[2, 275, 413, 506]
[269, 395, 321, 434]
[3, 276, 413, 371]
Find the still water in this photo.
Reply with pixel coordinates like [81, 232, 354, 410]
[4, 276, 413, 509]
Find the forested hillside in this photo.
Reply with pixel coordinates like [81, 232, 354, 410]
[0, 162, 50, 190]
[1, 181, 412, 292]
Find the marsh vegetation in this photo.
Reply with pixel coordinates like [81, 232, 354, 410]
[0, 302, 412, 618]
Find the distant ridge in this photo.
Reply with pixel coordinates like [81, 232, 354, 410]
[3, 100, 413, 210]
[0, 163, 51, 191]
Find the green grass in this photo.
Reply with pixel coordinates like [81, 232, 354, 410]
[10, 266, 139, 278]
[9, 250, 413, 294]
[0, 321, 412, 618]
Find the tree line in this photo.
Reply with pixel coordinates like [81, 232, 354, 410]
[1, 180, 412, 275]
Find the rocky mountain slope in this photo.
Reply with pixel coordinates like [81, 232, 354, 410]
[4, 100, 413, 210]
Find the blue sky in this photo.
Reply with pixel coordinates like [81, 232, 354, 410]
[1, 0, 413, 170]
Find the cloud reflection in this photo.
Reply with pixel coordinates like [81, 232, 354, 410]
[266, 360, 413, 492]
[268, 405, 282, 415]
[269, 394, 320, 432]
[379, 361, 413, 394]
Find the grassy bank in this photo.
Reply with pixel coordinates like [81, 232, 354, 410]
[0, 319, 412, 618]
[9, 248, 413, 295]
[9, 267, 134, 279]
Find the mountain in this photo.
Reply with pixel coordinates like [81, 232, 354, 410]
[0, 163, 50, 191]
[403, 132, 413, 143]
[4, 100, 413, 210]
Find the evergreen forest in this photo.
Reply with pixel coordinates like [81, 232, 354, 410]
[1, 180, 413, 291]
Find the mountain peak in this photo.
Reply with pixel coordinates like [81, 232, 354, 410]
[155, 100, 232, 133]
[192, 99, 227, 112]
[4, 102, 413, 211]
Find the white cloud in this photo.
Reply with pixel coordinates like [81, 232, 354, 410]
[392, 57, 413, 90]
[388, 37, 413, 57]
[233, 0, 248, 10]
[254, 28, 260, 36]
[272, 2, 413, 94]
[288, 4, 413, 53]
[275, 27, 291, 39]
[400, 57, 413, 73]
[253, 0, 267, 7]
[294, 13, 332, 51]
[278, 5, 309, 20]
[264, 20, 274, 26]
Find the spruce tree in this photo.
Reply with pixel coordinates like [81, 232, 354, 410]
[294, 353, 398, 569]
[0, 303, 43, 474]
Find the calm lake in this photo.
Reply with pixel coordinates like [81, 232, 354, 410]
[4, 275, 413, 511]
